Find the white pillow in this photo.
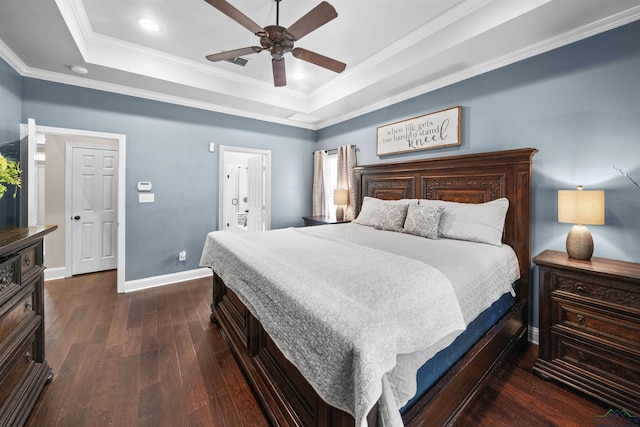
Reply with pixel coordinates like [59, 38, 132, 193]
[403, 204, 443, 239]
[353, 197, 416, 227]
[419, 198, 509, 246]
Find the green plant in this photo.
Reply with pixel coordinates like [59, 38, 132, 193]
[0, 153, 21, 199]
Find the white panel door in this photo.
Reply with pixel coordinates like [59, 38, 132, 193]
[247, 155, 264, 232]
[71, 147, 118, 275]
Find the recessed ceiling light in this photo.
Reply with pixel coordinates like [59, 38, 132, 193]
[138, 18, 161, 32]
[70, 65, 88, 75]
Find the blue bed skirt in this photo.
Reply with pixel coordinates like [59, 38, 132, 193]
[401, 291, 516, 411]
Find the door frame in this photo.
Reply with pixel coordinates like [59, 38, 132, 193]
[22, 123, 127, 293]
[219, 145, 271, 232]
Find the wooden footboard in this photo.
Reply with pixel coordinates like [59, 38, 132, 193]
[212, 273, 379, 426]
[208, 148, 536, 426]
[211, 273, 526, 426]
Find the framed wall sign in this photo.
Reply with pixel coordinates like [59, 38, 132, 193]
[376, 106, 462, 156]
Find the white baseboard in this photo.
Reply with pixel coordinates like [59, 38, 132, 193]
[528, 325, 539, 345]
[44, 266, 213, 293]
[124, 268, 213, 293]
[44, 266, 66, 281]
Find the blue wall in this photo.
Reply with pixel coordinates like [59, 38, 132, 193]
[21, 80, 315, 280]
[316, 21, 640, 329]
[0, 56, 23, 226]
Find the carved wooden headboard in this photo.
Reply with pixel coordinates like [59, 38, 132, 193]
[353, 148, 537, 292]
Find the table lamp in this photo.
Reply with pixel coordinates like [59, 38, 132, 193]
[333, 189, 348, 221]
[558, 186, 605, 260]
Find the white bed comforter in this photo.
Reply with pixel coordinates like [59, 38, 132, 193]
[200, 226, 467, 427]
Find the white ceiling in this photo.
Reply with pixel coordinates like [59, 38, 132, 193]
[1, 0, 639, 129]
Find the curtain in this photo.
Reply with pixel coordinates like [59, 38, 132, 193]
[337, 145, 357, 220]
[312, 150, 329, 216]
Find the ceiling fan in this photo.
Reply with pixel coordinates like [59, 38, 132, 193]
[204, 0, 346, 87]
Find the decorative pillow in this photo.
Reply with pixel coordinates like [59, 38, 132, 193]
[420, 198, 509, 246]
[403, 204, 443, 239]
[352, 197, 381, 226]
[373, 203, 410, 232]
[353, 197, 416, 227]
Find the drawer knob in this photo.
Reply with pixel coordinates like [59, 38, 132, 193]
[25, 352, 32, 363]
[24, 255, 32, 266]
[577, 350, 586, 363]
[576, 285, 586, 293]
[576, 314, 586, 325]
[25, 301, 33, 311]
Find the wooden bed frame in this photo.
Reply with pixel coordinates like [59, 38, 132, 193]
[210, 148, 537, 426]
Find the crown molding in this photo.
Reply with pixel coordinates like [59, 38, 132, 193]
[315, 5, 640, 129]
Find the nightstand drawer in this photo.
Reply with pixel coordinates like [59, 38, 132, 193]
[552, 332, 640, 393]
[553, 272, 640, 314]
[553, 298, 640, 350]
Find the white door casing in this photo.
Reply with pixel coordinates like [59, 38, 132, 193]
[219, 146, 271, 232]
[247, 155, 264, 232]
[70, 147, 118, 275]
[22, 122, 126, 292]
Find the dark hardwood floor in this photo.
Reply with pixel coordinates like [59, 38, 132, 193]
[26, 271, 612, 427]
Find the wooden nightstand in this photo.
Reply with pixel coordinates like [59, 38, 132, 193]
[302, 216, 350, 226]
[532, 250, 640, 415]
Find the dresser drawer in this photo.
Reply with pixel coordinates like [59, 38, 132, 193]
[551, 332, 640, 393]
[553, 272, 640, 314]
[0, 256, 20, 303]
[19, 242, 42, 282]
[0, 283, 36, 344]
[553, 297, 640, 350]
[0, 332, 37, 405]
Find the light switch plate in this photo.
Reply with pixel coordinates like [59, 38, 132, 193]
[139, 193, 155, 203]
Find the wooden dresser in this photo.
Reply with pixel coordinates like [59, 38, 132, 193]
[0, 226, 57, 426]
[533, 250, 640, 415]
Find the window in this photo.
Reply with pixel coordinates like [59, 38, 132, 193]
[323, 153, 339, 217]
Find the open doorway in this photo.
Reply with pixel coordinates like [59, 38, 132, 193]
[219, 146, 271, 232]
[21, 120, 126, 293]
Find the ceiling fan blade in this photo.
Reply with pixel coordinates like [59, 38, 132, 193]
[206, 46, 263, 62]
[203, 0, 265, 35]
[286, 1, 337, 40]
[272, 58, 286, 87]
[292, 48, 346, 73]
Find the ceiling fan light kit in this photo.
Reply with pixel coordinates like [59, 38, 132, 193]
[204, 0, 346, 87]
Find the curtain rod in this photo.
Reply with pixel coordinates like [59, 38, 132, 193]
[315, 145, 358, 155]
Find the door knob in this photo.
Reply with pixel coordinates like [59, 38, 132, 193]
[73, 215, 81, 220]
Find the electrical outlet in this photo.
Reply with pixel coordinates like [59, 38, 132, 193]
[178, 250, 186, 261]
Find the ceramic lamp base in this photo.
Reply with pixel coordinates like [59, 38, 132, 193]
[336, 206, 344, 221]
[566, 224, 594, 260]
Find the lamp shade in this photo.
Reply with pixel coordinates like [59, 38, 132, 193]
[558, 188, 605, 225]
[333, 189, 349, 205]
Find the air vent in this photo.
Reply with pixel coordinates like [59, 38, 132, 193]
[225, 57, 248, 67]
